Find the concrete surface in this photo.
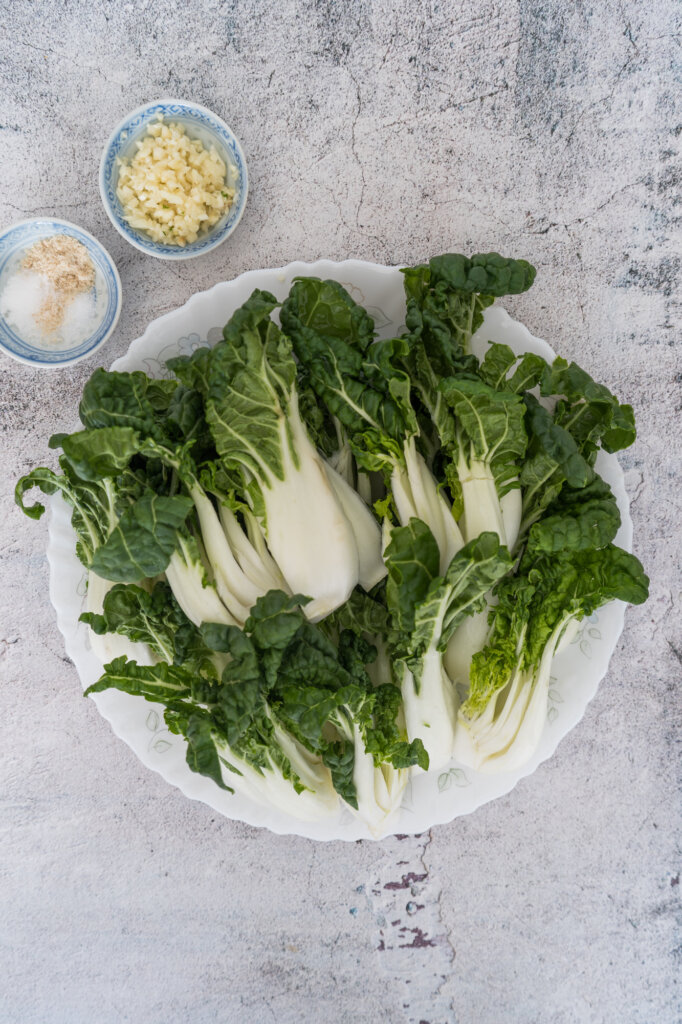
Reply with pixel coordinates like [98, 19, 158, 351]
[0, 1, 680, 1022]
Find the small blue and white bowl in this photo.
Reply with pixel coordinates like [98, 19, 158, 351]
[99, 99, 248, 261]
[0, 219, 122, 368]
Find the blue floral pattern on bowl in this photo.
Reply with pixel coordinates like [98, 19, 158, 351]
[99, 99, 248, 260]
[0, 218, 121, 367]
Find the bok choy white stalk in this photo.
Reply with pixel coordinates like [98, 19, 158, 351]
[385, 521, 512, 770]
[169, 290, 364, 620]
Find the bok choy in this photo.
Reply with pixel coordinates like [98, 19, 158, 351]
[16, 250, 649, 834]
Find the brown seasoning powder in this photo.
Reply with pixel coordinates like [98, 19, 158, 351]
[22, 235, 95, 333]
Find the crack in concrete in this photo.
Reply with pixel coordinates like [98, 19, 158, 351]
[0, 201, 91, 216]
[15, 36, 126, 86]
[524, 179, 645, 238]
[564, 54, 638, 148]
[345, 67, 389, 255]
[349, 71, 368, 234]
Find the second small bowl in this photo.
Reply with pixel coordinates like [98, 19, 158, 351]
[0, 218, 121, 368]
[99, 98, 248, 261]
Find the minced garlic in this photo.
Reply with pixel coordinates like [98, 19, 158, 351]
[116, 119, 235, 246]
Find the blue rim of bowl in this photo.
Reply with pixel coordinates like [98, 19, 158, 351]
[99, 98, 249, 261]
[0, 218, 122, 368]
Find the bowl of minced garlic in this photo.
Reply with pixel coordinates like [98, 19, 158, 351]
[100, 99, 248, 260]
[0, 219, 122, 367]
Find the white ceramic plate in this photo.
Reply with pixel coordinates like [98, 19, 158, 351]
[46, 260, 632, 841]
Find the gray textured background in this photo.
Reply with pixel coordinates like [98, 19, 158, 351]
[1, 2, 680, 1022]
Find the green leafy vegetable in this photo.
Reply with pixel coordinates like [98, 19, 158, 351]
[440, 377, 528, 547]
[282, 277, 464, 572]
[385, 521, 511, 770]
[15, 249, 649, 832]
[453, 544, 649, 772]
[89, 491, 194, 583]
[172, 290, 382, 618]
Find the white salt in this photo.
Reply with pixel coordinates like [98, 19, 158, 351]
[0, 267, 100, 349]
[61, 290, 100, 340]
[0, 270, 53, 345]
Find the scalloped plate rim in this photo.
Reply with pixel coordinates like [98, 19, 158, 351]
[46, 258, 633, 841]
